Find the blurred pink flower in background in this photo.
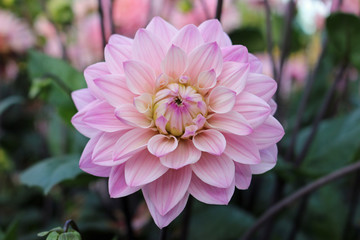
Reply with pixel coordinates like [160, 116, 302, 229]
[72, 17, 284, 228]
[331, 0, 360, 15]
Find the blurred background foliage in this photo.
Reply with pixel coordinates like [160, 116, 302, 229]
[0, 0, 360, 239]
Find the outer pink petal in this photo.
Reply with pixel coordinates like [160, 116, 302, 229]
[223, 133, 261, 165]
[193, 129, 226, 155]
[217, 62, 249, 94]
[92, 131, 126, 166]
[143, 190, 189, 228]
[82, 100, 131, 132]
[93, 74, 134, 107]
[171, 24, 204, 54]
[186, 42, 223, 82]
[268, 99, 277, 115]
[143, 167, 191, 215]
[248, 116, 284, 149]
[146, 16, 178, 43]
[206, 111, 253, 136]
[113, 128, 156, 161]
[189, 174, 235, 205]
[248, 53, 263, 73]
[124, 60, 156, 95]
[234, 163, 252, 190]
[115, 104, 153, 128]
[84, 62, 110, 99]
[161, 45, 187, 79]
[191, 153, 235, 188]
[71, 103, 100, 138]
[132, 29, 166, 75]
[71, 89, 95, 111]
[198, 19, 232, 47]
[251, 144, 278, 174]
[148, 134, 178, 157]
[104, 44, 131, 74]
[109, 164, 141, 198]
[233, 92, 271, 128]
[79, 134, 111, 177]
[197, 69, 216, 91]
[244, 73, 277, 102]
[160, 139, 201, 169]
[208, 86, 236, 114]
[108, 34, 133, 45]
[222, 45, 249, 63]
[125, 149, 168, 187]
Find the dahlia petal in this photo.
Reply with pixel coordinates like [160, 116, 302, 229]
[198, 19, 232, 47]
[148, 134, 178, 157]
[223, 133, 261, 164]
[104, 44, 131, 74]
[124, 60, 156, 95]
[193, 114, 206, 129]
[251, 144, 278, 174]
[155, 74, 170, 89]
[92, 131, 126, 166]
[197, 69, 216, 92]
[181, 125, 198, 139]
[143, 190, 189, 229]
[72, 111, 99, 138]
[108, 34, 133, 45]
[146, 16, 178, 43]
[218, 62, 249, 94]
[93, 74, 134, 107]
[248, 53, 263, 73]
[189, 174, 235, 205]
[71, 89, 95, 111]
[208, 86, 236, 114]
[268, 99, 277, 115]
[134, 93, 153, 114]
[143, 167, 191, 215]
[222, 45, 249, 63]
[160, 139, 201, 169]
[133, 29, 166, 75]
[115, 104, 153, 128]
[233, 92, 271, 128]
[162, 45, 187, 79]
[155, 115, 168, 134]
[109, 164, 141, 198]
[193, 129, 226, 155]
[79, 134, 111, 177]
[171, 24, 204, 54]
[249, 116, 284, 149]
[234, 163, 252, 190]
[125, 149, 168, 187]
[206, 111, 253, 136]
[191, 153, 235, 188]
[113, 128, 156, 161]
[84, 62, 110, 99]
[83, 101, 131, 132]
[186, 42, 223, 82]
[244, 73, 277, 102]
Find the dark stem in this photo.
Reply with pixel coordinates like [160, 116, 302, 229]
[215, 0, 223, 21]
[110, 0, 115, 35]
[286, 196, 309, 240]
[63, 219, 80, 232]
[295, 62, 348, 166]
[263, 0, 277, 80]
[160, 226, 168, 240]
[342, 170, 360, 240]
[98, 0, 107, 50]
[285, 38, 328, 163]
[180, 197, 193, 240]
[240, 160, 360, 240]
[121, 197, 134, 240]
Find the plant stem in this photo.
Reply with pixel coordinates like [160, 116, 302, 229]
[63, 219, 80, 232]
[286, 196, 309, 240]
[215, 0, 223, 21]
[110, 0, 115, 35]
[98, 0, 106, 50]
[121, 197, 134, 240]
[160, 226, 168, 240]
[240, 160, 360, 240]
[181, 197, 193, 240]
[263, 0, 277, 80]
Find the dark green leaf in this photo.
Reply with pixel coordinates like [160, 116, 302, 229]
[20, 155, 82, 194]
[229, 27, 265, 53]
[0, 96, 23, 115]
[58, 231, 81, 240]
[38, 227, 64, 237]
[46, 231, 60, 240]
[2, 221, 18, 240]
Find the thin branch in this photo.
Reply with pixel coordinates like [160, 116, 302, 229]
[286, 196, 309, 240]
[180, 197, 193, 240]
[98, 0, 107, 50]
[110, 0, 115, 35]
[263, 0, 278, 80]
[121, 197, 134, 240]
[285, 38, 328, 163]
[215, 0, 224, 21]
[160, 226, 168, 240]
[63, 219, 80, 232]
[295, 62, 348, 166]
[241, 160, 360, 240]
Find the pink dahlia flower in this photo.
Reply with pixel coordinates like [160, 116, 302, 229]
[72, 17, 284, 228]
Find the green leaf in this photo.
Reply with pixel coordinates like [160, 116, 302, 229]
[326, 13, 360, 68]
[38, 227, 64, 237]
[297, 108, 360, 176]
[20, 155, 82, 194]
[229, 27, 265, 53]
[2, 221, 18, 240]
[189, 205, 255, 240]
[46, 231, 60, 240]
[58, 232, 81, 240]
[0, 96, 23, 115]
